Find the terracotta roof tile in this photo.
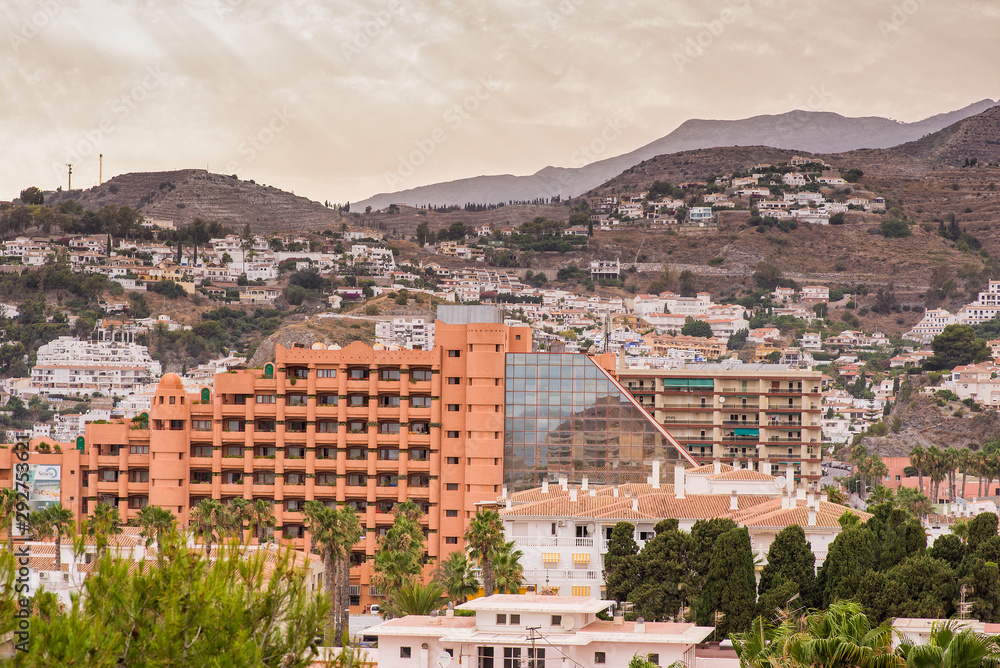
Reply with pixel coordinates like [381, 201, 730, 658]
[708, 469, 776, 482]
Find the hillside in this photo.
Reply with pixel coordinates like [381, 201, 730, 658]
[354, 100, 997, 210]
[859, 394, 1000, 459]
[43, 170, 346, 233]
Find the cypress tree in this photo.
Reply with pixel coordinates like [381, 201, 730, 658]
[698, 527, 756, 637]
[603, 522, 641, 606]
[757, 524, 816, 612]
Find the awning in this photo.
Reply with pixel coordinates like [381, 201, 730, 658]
[735, 428, 760, 436]
[542, 553, 559, 563]
[662, 378, 715, 388]
[572, 553, 590, 563]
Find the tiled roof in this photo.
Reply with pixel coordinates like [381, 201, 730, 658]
[688, 463, 734, 475]
[708, 469, 776, 482]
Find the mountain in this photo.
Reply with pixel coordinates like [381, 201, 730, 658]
[44, 169, 344, 233]
[354, 99, 997, 211]
[890, 104, 1000, 165]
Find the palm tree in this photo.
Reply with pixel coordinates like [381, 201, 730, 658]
[958, 449, 974, 501]
[0, 487, 19, 551]
[897, 620, 1000, 667]
[190, 498, 225, 558]
[88, 502, 123, 558]
[790, 601, 902, 667]
[383, 582, 447, 618]
[951, 519, 970, 543]
[492, 541, 525, 595]
[303, 501, 362, 644]
[137, 505, 175, 560]
[372, 548, 423, 615]
[464, 509, 505, 597]
[910, 445, 926, 496]
[433, 551, 479, 604]
[927, 446, 947, 504]
[247, 499, 275, 544]
[228, 497, 251, 543]
[32, 504, 74, 571]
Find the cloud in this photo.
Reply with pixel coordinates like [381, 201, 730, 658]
[1, 0, 998, 204]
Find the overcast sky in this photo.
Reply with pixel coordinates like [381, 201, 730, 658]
[2, 0, 997, 205]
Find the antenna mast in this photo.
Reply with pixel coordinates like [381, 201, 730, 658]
[99, 154, 103, 185]
[66, 163, 73, 191]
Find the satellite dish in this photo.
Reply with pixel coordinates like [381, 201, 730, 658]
[438, 651, 453, 668]
[775, 476, 787, 489]
[562, 616, 576, 631]
[718, 396, 726, 404]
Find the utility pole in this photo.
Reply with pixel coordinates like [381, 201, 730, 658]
[526, 626, 540, 668]
[99, 154, 103, 185]
[66, 163, 73, 191]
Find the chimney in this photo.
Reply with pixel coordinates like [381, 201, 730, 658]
[614, 613, 624, 626]
[808, 507, 817, 526]
[733, 457, 739, 470]
[674, 465, 686, 499]
[632, 497, 639, 512]
[582, 475, 589, 491]
[785, 467, 794, 498]
[806, 490, 815, 508]
[560, 475, 568, 491]
[570, 487, 578, 502]
[635, 618, 645, 634]
[589, 488, 596, 497]
[821, 492, 828, 503]
[796, 487, 806, 501]
[730, 490, 739, 511]
[446, 601, 454, 618]
[542, 479, 549, 494]
[781, 491, 789, 509]
[502, 485, 508, 499]
[652, 461, 661, 489]
[613, 486, 619, 498]
[713, 460, 721, 474]
[505, 498, 512, 510]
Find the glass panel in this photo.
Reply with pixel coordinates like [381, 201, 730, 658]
[503, 352, 690, 491]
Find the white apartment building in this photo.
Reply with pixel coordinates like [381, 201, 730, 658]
[369, 594, 715, 668]
[904, 308, 957, 344]
[956, 281, 1000, 325]
[374, 317, 436, 351]
[30, 336, 162, 397]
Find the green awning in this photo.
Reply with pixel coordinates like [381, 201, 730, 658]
[735, 428, 759, 436]
[662, 378, 715, 388]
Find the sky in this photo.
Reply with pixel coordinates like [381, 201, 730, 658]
[1, 0, 998, 205]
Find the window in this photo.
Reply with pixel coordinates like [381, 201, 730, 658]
[349, 447, 368, 460]
[379, 422, 400, 434]
[447, 404, 460, 411]
[648, 655, 659, 666]
[445, 509, 459, 517]
[377, 447, 399, 461]
[410, 448, 429, 461]
[377, 474, 399, 488]
[169, 396, 175, 405]
[551, 615, 562, 626]
[225, 420, 244, 432]
[410, 422, 430, 435]
[377, 500, 396, 514]
[348, 368, 369, 381]
[447, 431, 459, 438]
[254, 472, 276, 485]
[224, 445, 243, 458]
[316, 474, 336, 485]
[378, 395, 401, 407]
[286, 499, 305, 512]
[286, 394, 308, 406]
[446, 457, 460, 465]
[255, 446, 276, 458]
[191, 445, 212, 458]
[594, 652, 606, 664]
[496, 614, 507, 625]
[222, 472, 243, 484]
[400, 647, 412, 659]
[256, 394, 276, 404]
[478, 647, 494, 668]
[317, 394, 339, 406]
[284, 526, 304, 539]
[379, 368, 401, 381]
[128, 469, 149, 483]
[317, 447, 337, 459]
[446, 483, 459, 491]
[286, 446, 306, 459]
[348, 395, 368, 407]
[444, 536, 458, 545]
[411, 369, 432, 381]
[347, 474, 366, 486]
[411, 395, 431, 408]
[129, 444, 149, 455]
[510, 614, 520, 625]
[129, 496, 149, 509]
[447, 377, 460, 385]
[286, 473, 307, 485]
[317, 368, 336, 378]
[348, 421, 367, 433]
[287, 420, 307, 433]
[256, 420, 276, 432]
[409, 475, 429, 487]
[448, 350, 461, 357]
[347, 500, 366, 512]
[503, 647, 520, 668]
[528, 648, 545, 668]
[192, 420, 212, 431]
[317, 421, 338, 433]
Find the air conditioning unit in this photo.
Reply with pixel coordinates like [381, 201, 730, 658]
[557, 521, 566, 527]
[526, 585, 536, 592]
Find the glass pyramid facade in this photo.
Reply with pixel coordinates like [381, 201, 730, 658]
[504, 352, 694, 491]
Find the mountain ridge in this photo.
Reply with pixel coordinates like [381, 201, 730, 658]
[354, 99, 997, 210]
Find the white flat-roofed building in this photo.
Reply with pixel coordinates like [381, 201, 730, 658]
[30, 336, 162, 397]
[375, 317, 436, 351]
[904, 308, 957, 344]
[369, 594, 715, 668]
